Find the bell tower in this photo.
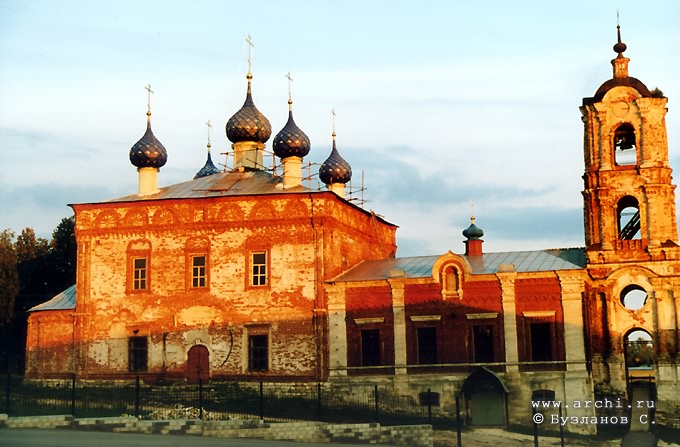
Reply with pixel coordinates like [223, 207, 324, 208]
[581, 25, 680, 426]
[581, 25, 678, 256]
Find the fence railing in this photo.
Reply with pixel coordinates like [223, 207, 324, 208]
[0, 374, 456, 429]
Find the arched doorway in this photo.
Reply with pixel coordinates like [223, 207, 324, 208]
[624, 329, 655, 384]
[624, 329, 656, 430]
[187, 345, 210, 383]
[463, 368, 508, 426]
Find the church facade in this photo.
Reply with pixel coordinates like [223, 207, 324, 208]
[25, 30, 680, 432]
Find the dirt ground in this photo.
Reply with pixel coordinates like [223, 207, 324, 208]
[433, 428, 680, 447]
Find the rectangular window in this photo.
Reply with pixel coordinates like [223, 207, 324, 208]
[191, 255, 206, 288]
[417, 327, 437, 364]
[132, 258, 147, 290]
[128, 336, 148, 372]
[249, 335, 268, 371]
[530, 322, 553, 362]
[361, 329, 381, 366]
[473, 325, 495, 363]
[251, 251, 267, 286]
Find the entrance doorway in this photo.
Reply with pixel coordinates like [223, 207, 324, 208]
[624, 328, 656, 430]
[624, 329, 655, 384]
[463, 368, 508, 426]
[187, 345, 210, 383]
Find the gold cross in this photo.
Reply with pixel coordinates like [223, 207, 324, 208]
[145, 83, 154, 113]
[206, 119, 212, 146]
[470, 202, 476, 220]
[286, 72, 293, 100]
[331, 108, 336, 133]
[245, 34, 254, 73]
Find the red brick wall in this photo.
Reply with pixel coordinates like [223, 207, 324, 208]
[514, 277, 565, 365]
[26, 191, 396, 381]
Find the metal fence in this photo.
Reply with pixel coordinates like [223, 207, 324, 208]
[0, 374, 456, 429]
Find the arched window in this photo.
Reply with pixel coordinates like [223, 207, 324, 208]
[617, 196, 640, 240]
[614, 123, 637, 166]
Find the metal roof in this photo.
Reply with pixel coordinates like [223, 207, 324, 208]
[332, 248, 586, 283]
[71, 169, 397, 228]
[104, 169, 311, 203]
[29, 284, 76, 312]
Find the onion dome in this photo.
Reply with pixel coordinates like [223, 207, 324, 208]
[273, 99, 311, 159]
[129, 111, 168, 168]
[226, 73, 272, 144]
[194, 144, 221, 179]
[463, 216, 484, 240]
[319, 133, 352, 185]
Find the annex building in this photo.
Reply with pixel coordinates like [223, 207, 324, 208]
[25, 30, 680, 432]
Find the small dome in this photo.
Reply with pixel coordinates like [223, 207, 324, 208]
[319, 134, 352, 185]
[273, 101, 311, 159]
[194, 148, 221, 179]
[463, 217, 484, 240]
[613, 41, 627, 54]
[226, 74, 271, 144]
[129, 113, 168, 169]
[613, 25, 627, 54]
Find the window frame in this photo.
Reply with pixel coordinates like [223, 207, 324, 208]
[248, 334, 269, 372]
[190, 254, 208, 289]
[360, 328, 382, 367]
[472, 323, 495, 364]
[128, 336, 148, 373]
[416, 326, 438, 365]
[528, 321, 554, 362]
[184, 237, 211, 292]
[126, 240, 152, 294]
[132, 257, 148, 291]
[249, 250, 269, 288]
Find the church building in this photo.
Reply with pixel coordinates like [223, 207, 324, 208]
[25, 29, 680, 432]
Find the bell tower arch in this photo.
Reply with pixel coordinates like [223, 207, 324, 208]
[581, 25, 680, 426]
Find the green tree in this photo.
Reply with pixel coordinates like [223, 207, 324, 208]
[15, 227, 52, 295]
[15, 227, 50, 262]
[0, 230, 19, 325]
[51, 216, 76, 290]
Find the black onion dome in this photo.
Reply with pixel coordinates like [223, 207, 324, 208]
[129, 114, 168, 168]
[194, 150, 221, 179]
[463, 218, 484, 240]
[273, 101, 311, 159]
[319, 136, 352, 185]
[226, 75, 272, 144]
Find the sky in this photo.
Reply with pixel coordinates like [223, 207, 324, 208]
[1, 0, 679, 257]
